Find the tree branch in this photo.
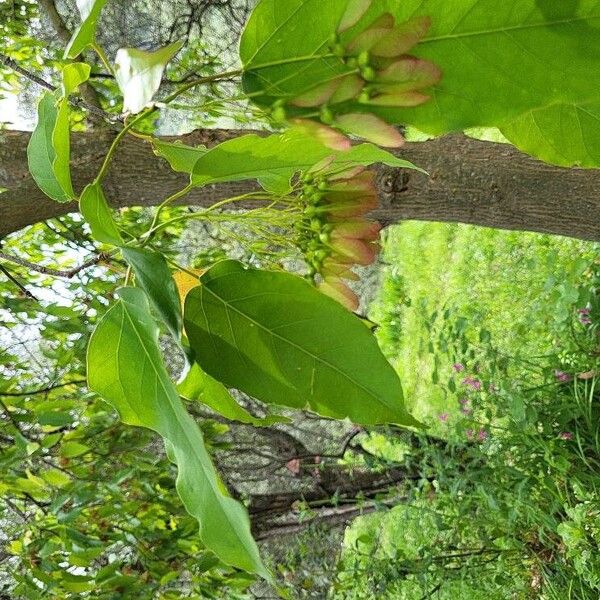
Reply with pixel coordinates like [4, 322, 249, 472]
[0, 250, 110, 279]
[0, 264, 38, 301]
[0, 380, 87, 397]
[0, 53, 119, 124]
[2, 130, 600, 242]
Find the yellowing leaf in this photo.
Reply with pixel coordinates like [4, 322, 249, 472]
[173, 270, 203, 308]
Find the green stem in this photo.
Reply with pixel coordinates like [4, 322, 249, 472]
[94, 110, 154, 183]
[92, 43, 114, 76]
[142, 193, 281, 240]
[141, 184, 195, 246]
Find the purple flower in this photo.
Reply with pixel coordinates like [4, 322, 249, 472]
[461, 406, 473, 416]
[554, 370, 571, 383]
[438, 413, 450, 423]
[477, 429, 489, 442]
[462, 376, 482, 391]
[466, 429, 474, 441]
[578, 308, 591, 316]
[559, 432, 574, 441]
[453, 363, 465, 373]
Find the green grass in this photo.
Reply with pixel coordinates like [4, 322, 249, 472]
[371, 222, 599, 422]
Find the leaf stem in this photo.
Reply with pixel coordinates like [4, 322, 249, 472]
[92, 43, 114, 76]
[94, 110, 155, 183]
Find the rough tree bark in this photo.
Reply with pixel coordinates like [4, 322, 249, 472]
[1, 129, 600, 241]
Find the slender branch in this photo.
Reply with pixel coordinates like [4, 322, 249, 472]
[0, 250, 109, 279]
[0, 264, 38, 301]
[0, 397, 29, 439]
[0, 380, 86, 398]
[0, 52, 119, 124]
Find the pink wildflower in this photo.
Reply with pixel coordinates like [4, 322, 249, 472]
[438, 413, 449, 423]
[462, 376, 482, 391]
[453, 363, 465, 373]
[559, 432, 574, 441]
[477, 429, 489, 442]
[554, 370, 571, 383]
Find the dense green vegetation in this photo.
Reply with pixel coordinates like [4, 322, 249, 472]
[326, 224, 600, 598]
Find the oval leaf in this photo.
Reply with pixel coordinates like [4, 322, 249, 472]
[87, 287, 268, 577]
[178, 363, 290, 427]
[121, 247, 182, 340]
[184, 260, 419, 427]
[27, 92, 74, 203]
[79, 182, 123, 245]
[190, 128, 420, 193]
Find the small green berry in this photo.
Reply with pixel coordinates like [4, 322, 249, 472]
[358, 51, 370, 67]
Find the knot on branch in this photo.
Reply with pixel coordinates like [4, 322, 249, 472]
[377, 167, 411, 206]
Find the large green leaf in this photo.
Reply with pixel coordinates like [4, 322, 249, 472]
[64, 0, 110, 59]
[61, 63, 91, 96]
[501, 101, 600, 168]
[87, 287, 267, 577]
[190, 129, 420, 194]
[152, 140, 208, 173]
[115, 41, 183, 114]
[241, 0, 600, 166]
[27, 92, 74, 203]
[240, 0, 350, 104]
[184, 260, 419, 427]
[121, 248, 182, 340]
[370, 0, 600, 133]
[79, 182, 123, 245]
[178, 363, 291, 427]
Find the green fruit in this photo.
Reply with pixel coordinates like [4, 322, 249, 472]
[361, 67, 376, 82]
[358, 51, 370, 67]
[320, 107, 334, 124]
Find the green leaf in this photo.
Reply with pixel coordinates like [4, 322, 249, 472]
[501, 101, 600, 168]
[79, 182, 123, 245]
[242, 0, 600, 166]
[60, 441, 90, 458]
[65, 0, 110, 59]
[62, 63, 91, 96]
[178, 363, 291, 427]
[27, 92, 74, 203]
[87, 287, 268, 577]
[115, 41, 184, 114]
[191, 128, 420, 193]
[368, 1, 600, 137]
[121, 248, 182, 340]
[184, 260, 419, 427]
[153, 140, 208, 173]
[241, 0, 350, 106]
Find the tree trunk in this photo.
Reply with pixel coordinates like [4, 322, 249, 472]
[2, 129, 600, 241]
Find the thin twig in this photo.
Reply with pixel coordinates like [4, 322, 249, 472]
[0, 250, 109, 279]
[0, 380, 86, 397]
[0, 397, 29, 439]
[0, 52, 121, 124]
[0, 264, 38, 301]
